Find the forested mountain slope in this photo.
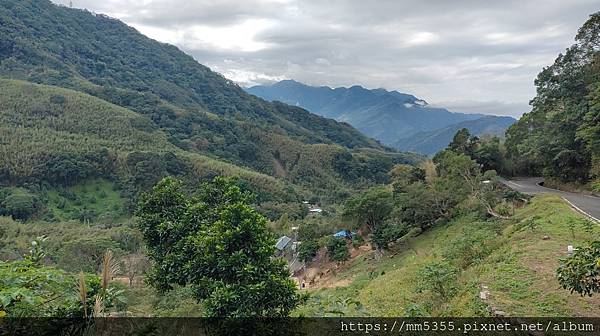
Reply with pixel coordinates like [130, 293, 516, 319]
[247, 80, 515, 151]
[505, 12, 600, 190]
[395, 116, 516, 155]
[0, 0, 420, 196]
[0, 79, 302, 203]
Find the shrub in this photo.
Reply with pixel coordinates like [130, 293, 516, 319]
[442, 226, 495, 269]
[557, 241, 600, 296]
[417, 260, 458, 300]
[326, 237, 350, 262]
[1, 193, 40, 221]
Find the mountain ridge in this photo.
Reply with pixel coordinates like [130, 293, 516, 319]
[394, 115, 516, 155]
[247, 80, 516, 154]
[0, 0, 422, 198]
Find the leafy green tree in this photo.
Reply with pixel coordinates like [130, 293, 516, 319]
[390, 164, 426, 193]
[1, 193, 40, 221]
[371, 219, 409, 251]
[395, 182, 438, 231]
[473, 136, 503, 173]
[136, 176, 302, 317]
[326, 237, 350, 262]
[557, 241, 600, 296]
[343, 187, 393, 232]
[448, 128, 479, 157]
[503, 190, 525, 215]
[298, 240, 319, 262]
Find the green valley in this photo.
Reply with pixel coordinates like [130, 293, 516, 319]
[0, 0, 599, 326]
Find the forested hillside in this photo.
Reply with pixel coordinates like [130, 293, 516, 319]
[505, 12, 600, 190]
[395, 116, 516, 155]
[247, 80, 516, 154]
[0, 0, 419, 193]
[0, 1, 421, 319]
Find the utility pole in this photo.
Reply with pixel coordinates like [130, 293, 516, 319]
[69, 1, 73, 8]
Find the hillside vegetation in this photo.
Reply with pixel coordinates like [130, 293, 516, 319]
[1, 0, 600, 322]
[505, 12, 600, 190]
[0, 79, 312, 214]
[394, 116, 516, 155]
[0, 0, 421, 194]
[298, 195, 600, 317]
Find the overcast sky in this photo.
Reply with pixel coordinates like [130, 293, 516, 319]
[53, 0, 599, 117]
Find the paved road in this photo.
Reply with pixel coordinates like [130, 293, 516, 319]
[502, 177, 600, 222]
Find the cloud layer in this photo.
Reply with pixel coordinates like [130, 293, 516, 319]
[53, 0, 599, 117]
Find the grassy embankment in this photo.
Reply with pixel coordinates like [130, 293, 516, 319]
[297, 195, 600, 316]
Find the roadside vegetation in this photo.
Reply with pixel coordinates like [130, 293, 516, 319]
[296, 195, 600, 317]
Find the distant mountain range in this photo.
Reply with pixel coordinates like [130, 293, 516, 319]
[392, 115, 516, 155]
[247, 80, 517, 155]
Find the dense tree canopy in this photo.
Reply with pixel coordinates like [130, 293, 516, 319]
[0, 0, 421, 198]
[505, 12, 600, 186]
[136, 177, 302, 317]
[343, 187, 394, 233]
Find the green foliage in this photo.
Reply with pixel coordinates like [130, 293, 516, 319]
[371, 219, 409, 251]
[136, 176, 302, 317]
[24, 236, 48, 265]
[448, 128, 479, 157]
[343, 187, 393, 232]
[505, 12, 600, 183]
[0, 189, 40, 221]
[297, 294, 368, 317]
[473, 136, 504, 173]
[45, 179, 126, 223]
[557, 241, 600, 296]
[0, 0, 420, 197]
[298, 240, 319, 262]
[442, 225, 496, 269]
[326, 237, 350, 262]
[0, 217, 140, 273]
[0, 260, 100, 317]
[389, 164, 426, 193]
[57, 237, 122, 273]
[580, 219, 596, 237]
[521, 216, 541, 232]
[417, 261, 458, 300]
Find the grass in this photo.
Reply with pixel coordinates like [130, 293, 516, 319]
[297, 195, 600, 317]
[45, 179, 126, 222]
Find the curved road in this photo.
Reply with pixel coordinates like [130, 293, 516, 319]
[502, 177, 600, 223]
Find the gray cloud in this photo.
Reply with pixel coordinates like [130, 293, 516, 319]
[54, 0, 600, 117]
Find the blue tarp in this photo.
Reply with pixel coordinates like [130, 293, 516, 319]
[333, 230, 354, 238]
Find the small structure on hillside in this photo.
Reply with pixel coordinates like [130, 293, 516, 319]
[333, 230, 354, 239]
[275, 235, 305, 275]
[275, 236, 292, 257]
